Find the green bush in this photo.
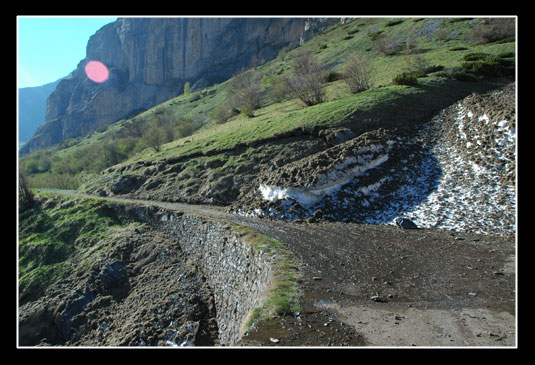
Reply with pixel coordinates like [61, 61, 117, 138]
[325, 71, 343, 83]
[455, 51, 515, 80]
[393, 72, 418, 86]
[449, 47, 468, 51]
[386, 19, 404, 27]
[452, 70, 478, 82]
[461, 57, 514, 78]
[463, 52, 490, 61]
[19, 172, 35, 210]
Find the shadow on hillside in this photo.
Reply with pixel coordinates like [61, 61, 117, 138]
[341, 79, 503, 137]
[317, 140, 443, 225]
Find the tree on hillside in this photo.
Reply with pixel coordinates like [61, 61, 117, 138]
[19, 171, 34, 210]
[342, 54, 373, 93]
[227, 69, 262, 117]
[285, 49, 328, 106]
[183, 81, 191, 96]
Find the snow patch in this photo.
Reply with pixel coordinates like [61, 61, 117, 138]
[258, 153, 389, 207]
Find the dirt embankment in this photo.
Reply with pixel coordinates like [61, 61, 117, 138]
[232, 83, 516, 237]
[18, 197, 220, 347]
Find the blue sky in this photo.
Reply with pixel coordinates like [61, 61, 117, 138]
[17, 16, 117, 88]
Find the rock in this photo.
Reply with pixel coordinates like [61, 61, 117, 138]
[109, 174, 145, 195]
[371, 295, 387, 302]
[394, 217, 418, 229]
[319, 128, 356, 145]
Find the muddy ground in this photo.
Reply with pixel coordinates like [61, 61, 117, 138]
[234, 218, 516, 347]
[36, 192, 516, 347]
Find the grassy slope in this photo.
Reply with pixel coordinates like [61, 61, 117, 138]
[19, 17, 515, 189]
[18, 195, 130, 303]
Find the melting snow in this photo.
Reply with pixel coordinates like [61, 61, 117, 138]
[258, 153, 389, 207]
[238, 90, 515, 236]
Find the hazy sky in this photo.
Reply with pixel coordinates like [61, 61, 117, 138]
[17, 16, 117, 88]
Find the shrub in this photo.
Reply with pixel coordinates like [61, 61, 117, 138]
[19, 172, 35, 210]
[449, 47, 468, 51]
[386, 19, 404, 27]
[325, 71, 343, 83]
[210, 103, 232, 124]
[374, 33, 402, 56]
[393, 72, 418, 86]
[461, 55, 515, 79]
[452, 70, 478, 82]
[227, 69, 262, 117]
[342, 54, 372, 93]
[466, 18, 515, 44]
[463, 52, 490, 61]
[269, 75, 290, 103]
[285, 49, 328, 106]
[175, 115, 200, 138]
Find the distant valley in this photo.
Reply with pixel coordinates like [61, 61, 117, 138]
[18, 77, 63, 146]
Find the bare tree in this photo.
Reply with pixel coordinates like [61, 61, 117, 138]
[374, 33, 402, 56]
[227, 69, 262, 117]
[342, 54, 373, 93]
[19, 171, 35, 210]
[467, 18, 515, 44]
[285, 49, 328, 106]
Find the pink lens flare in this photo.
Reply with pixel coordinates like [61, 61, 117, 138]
[85, 60, 109, 83]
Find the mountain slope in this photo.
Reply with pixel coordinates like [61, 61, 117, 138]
[19, 17, 338, 155]
[21, 17, 516, 235]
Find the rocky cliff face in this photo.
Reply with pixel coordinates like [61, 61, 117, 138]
[20, 17, 338, 155]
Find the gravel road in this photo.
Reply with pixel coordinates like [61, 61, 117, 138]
[41, 190, 516, 347]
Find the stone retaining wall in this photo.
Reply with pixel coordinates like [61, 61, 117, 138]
[114, 203, 274, 346]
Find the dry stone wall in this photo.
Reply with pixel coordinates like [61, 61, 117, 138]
[114, 203, 274, 345]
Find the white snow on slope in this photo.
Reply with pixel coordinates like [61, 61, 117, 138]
[238, 87, 516, 236]
[258, 153, 389, 207]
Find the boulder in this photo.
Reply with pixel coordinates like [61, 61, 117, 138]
[394, 217, 418, 229]
[109, 174, 145, 195]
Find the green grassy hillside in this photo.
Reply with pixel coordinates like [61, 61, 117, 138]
[19, 17, 515, 195]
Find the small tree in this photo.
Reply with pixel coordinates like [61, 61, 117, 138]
[227, 69, 262, 117]
[285, 49, 327, 106]
[183, 81, 190, 96]
[342, 54, 372, 93]
[210, 103, 233, 124]
[19, 171, 35, 210]
[374, 33, 402, 56]
[143, 123, 163, 152]
[269, 75, 290, 103]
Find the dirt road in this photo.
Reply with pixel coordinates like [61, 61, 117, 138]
[41, 190, 516, 347]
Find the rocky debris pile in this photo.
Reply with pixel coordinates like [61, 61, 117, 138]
[397, 82, 516, 234]
[232, 83, 516, 236]
[81, 126, 358, 206]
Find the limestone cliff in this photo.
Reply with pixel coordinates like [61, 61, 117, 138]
[20, 17, 338, 155]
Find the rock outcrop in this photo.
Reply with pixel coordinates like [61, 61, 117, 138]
[20, 17, 338, 155]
